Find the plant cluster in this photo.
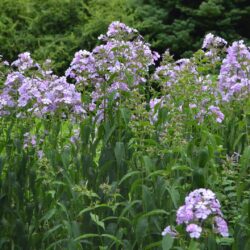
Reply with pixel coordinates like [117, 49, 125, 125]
[162, 189, 229, 239]
[0, 21, 250, 250]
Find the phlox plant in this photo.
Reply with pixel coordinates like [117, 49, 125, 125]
[0, 21, 250, 250]
[162, 189, 229, 249]
[0, 52, 85, 118]
[66, 21, 159, 124]
[150, 43, 225, 148]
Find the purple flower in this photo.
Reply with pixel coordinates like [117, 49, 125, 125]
[106, 21, 138, 38]
[149, 97, 163, 124]
[0, 64, 86, 118]
[209, 105, 224, 123]
[194, 201, 211, 220]
[108, 82, 129, 93]
[11, 52, 36, 72]
[65, 22, 159, 123]
[214, 216, 229, 237]
[37, 150, 44, 159]
[70, 129, 80, 144]
[162, 188, 229, 239]
[186, 224, 202, 238]
[23, 132, 37, 149]
[218, 40, 250, 101]
[189, 103, 197, 109]
[149, 98, 162, 110]
[176, 205, 194, 224]
[161, 226, 178, 237]
[202, 33, 227, 49]
[170, 188, 229, 239]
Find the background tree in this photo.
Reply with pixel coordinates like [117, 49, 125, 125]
[0, 0, 249, 73]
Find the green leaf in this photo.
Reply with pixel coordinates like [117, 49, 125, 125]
[99, 246, 108, 250]
[118, 200, 141, 223]
[118, 170, 140, 185]
[104, 124, 116, 144]
[193, 168, 205, 188]
[162, 234, 174, 250]
[166, 186, 180, 209]
[188, 239, 200, 250]
[233, 132, 246, 151]
[142, 185, 155, 211]
[57, 202, 69, 217]
[143, 155, 155, 173]
[74, 233, 99, 242]
[40, 208, 56, 222]
[147, 170, 170, 179]
[74, 233, 123, 246]
[198, 148, 209, 168]
[78, 204, 112, 217]
[140, 209, 169, 218]
[171, 165, 192, 172]
[0, 157, 3, 177]
[145, 241, 162, 249]
[101, 234, 123, 246]
[114, 142, 125, 167]
[207, 235, 217, 250]
[90, 213, 105, 230]
[43, 225, 63, 240]
[120, 107, 131, 125]
[135, 217, 148, 243]
[216, 237, 234, 246]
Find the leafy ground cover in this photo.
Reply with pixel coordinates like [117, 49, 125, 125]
[0, 22, 250, 249]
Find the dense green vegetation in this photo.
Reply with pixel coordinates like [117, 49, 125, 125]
[0, 0, 249, 73]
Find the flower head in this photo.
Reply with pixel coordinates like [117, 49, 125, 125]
[161, 188, 229, 239]
[186, 224, 202, 238]
[161, 226, 178, 237]
[214, 216, 229, 237]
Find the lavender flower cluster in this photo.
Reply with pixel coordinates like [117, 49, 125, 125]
[66, 21, 159, 120]
[22, 131, 44, 159]
[152, 51, 224, 124]
[149, 97, 163, 123]
[0, 53, 85, 118]
[218, 40, 250, 101]
[162, 189, 229, 239]
[202, 33, 227, 49]
[202, 33, 227, 63]
[1, 23, 249, 126]
[153, 57, 196, 87]
[151, 33, 250, 127]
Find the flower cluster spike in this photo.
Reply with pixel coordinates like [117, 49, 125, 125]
[0, 53, 85, 118]
[218, 40, 250, 101]
[66, 21, 159, 122]
[162, 189, 229, 239]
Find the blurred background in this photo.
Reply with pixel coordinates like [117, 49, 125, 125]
[0, 0, 249, 74]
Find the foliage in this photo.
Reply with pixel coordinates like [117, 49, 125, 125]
[134, 0, 250, 57]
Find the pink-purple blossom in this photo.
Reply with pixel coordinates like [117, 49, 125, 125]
[0, 53, 85, 118]
[202, 33, 227, 49]
[186, 224, 202, 238]
[161, 226, 178, 237]
[163, 189, 229, 239]
[151, 53, 224, 124]
[11, 52, 37, 72]
[66, 21, 159, 122]
[218, 40, 250, 101]
[214, 216, 229, 237]
[209, 105, 225, 123]
[23, 132, 37, 149]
